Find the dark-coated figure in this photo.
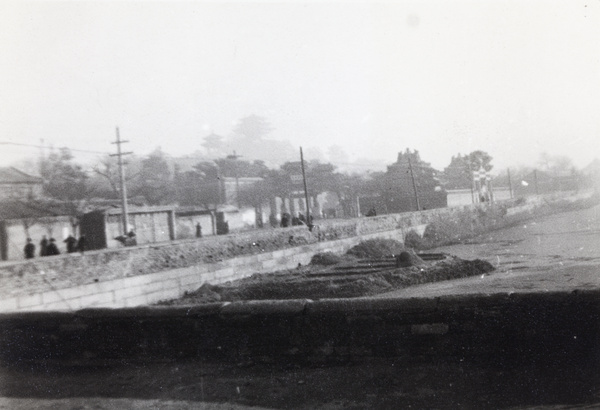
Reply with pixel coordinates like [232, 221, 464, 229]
[24, 238, 35, 259]
[64, 235, 77, 253]
[127, 230, 137, 246]
[46, 238, 60, 256]
[280, 213, 291, 228]
[40, 235, 48, 257]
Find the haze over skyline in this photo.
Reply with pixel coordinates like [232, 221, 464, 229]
[1, 1, 599, 172]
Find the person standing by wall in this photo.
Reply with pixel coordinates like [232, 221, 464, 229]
[64, 235, 77, 253]
[46, 238, 60, 256]
[24, 238, 35, 259]
[39, 235, 48, 257]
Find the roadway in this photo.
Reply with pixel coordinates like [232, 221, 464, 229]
[377, 203, 600, 298]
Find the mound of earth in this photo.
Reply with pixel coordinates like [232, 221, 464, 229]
[159, 250, 494, 306]
[345, 238, 405, 259]
[395, 249, 426, 267]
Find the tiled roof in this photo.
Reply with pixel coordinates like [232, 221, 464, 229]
[0, 167, 43, 184]
[0, 200, 71, 220]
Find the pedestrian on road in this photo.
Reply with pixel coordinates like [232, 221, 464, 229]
[24, 238, 35, 259]
[196, 223, 202, 238]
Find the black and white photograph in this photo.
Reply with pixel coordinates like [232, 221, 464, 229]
[0, 0, 599, 408]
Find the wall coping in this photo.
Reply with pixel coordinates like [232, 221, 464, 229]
[2, 288, 597, 320]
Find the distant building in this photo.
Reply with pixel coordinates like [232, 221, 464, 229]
[80, 206, 176, 250]
[0, 167, 43, 201]
[222, 176, 263, 206]
[446, 187, 512, 207]
[0, 200, 74, 260]
[175, 205, 246, 237]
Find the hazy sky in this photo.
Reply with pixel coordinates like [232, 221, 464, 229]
[1, 0, 599, 171]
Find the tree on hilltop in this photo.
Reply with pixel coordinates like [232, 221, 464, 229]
[233, 115, 274, 141]
[130, 148, 174, 205]
[442, 151, 493, 189]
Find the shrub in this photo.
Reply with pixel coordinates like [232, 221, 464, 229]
[422, 208, 484, 247]
[403, 230, 426, 249]
[346, 239, 404, 258]
[310, 252, 343, 266]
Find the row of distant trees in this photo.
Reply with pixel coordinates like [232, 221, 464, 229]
[29, 132, 585, 231]
[34, 113, 584, 212]
[39, 148, 582, 206]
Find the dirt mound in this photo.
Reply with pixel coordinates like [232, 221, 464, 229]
[346, 239, 404, 258]
[160, 252, 495, 306]
[395, 249, 426, 267]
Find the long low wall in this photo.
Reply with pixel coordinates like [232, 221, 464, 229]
[0, 225, 423, 312]
[0, 191, 587, 312]
[1, 291, 599, 374]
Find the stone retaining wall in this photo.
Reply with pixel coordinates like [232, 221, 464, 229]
[0, 191, 583, 312]
[0, 226, 421, 312]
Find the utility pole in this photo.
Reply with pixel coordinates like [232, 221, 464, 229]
[38, 139, 46, 178]
[487, 174, 494, 204]
[110, 127, 133, 236]
[300, 147, 311, 227]
[467, 158, 476, 204]
[507, 168, 514, 199]
[407, 156, 420, 211]
[227, 151, 242, 208]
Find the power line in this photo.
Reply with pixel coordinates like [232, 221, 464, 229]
[0, 141, 109, 155]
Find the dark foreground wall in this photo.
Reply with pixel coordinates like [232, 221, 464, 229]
[1, 290, 599, 373]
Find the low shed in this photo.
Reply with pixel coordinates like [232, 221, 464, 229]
[80, 206, 176, 250]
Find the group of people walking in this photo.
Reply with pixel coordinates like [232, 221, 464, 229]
[24, 234, 85, 259]
[279, 212, 313, 228]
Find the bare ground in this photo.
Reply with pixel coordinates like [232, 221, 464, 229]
[159, 249, 494, 306]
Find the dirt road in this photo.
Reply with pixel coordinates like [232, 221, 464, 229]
[377, 203, 600, 299]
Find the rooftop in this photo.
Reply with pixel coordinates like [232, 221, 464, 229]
[0, 167, 43, 184]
